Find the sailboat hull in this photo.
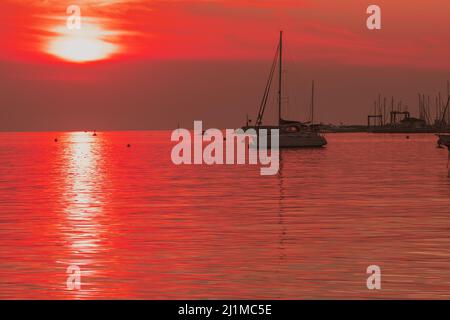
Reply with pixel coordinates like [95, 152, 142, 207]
[247, 129, 327, 148]
[279, 132, 327, 148]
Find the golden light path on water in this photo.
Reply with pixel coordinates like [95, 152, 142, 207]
[46, 20, 120, 63]
[60, 132, 106, 298]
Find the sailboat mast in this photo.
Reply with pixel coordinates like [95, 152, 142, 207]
[311, 80, 315, 126]
[278, 31, 283, 125]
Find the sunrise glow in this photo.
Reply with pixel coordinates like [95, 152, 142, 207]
[46, 22, 119, 63]
[2, 0, 450, 302]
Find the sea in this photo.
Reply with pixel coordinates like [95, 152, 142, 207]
[0, 131, 449, 299]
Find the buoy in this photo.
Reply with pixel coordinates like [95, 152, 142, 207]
[54, 138, 58, 142]
[406, 136, 410, 139]
[127, 144, 131, 148]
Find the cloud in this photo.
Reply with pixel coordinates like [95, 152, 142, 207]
[1, 0, 449, 69]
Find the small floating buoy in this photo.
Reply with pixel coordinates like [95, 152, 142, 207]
[127, 144, 131, 148]
[54, 138, 58, 142]
[406, 136, 410, 139]
[93, 131, 97, 136]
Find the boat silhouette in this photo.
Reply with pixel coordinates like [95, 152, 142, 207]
[242, 31, 327, 148]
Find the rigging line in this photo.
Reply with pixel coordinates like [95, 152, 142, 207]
[260, 51, 278, 125]
[257, 43, 280, 126]
[257, 44, 279, 126]
[441, 96, 450, 123]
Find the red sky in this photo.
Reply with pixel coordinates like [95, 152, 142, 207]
[1, 0, 450, 130]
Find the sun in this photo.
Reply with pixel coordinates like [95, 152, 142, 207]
[47, 22, 120, 63]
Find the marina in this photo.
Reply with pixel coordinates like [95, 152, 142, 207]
[366, 85, 450, 135]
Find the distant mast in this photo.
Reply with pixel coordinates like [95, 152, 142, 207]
[278, 31, 283, 126]
[311, 80, 315, 127]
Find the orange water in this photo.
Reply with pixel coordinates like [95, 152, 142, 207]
[0, 132, 449, 299]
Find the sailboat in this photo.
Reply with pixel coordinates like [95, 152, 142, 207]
[242, 31, 327, 148]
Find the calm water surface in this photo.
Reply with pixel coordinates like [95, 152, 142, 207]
[0, 132, 449, 299]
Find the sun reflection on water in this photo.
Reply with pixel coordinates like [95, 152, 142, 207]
[59, 132, 108, 297]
